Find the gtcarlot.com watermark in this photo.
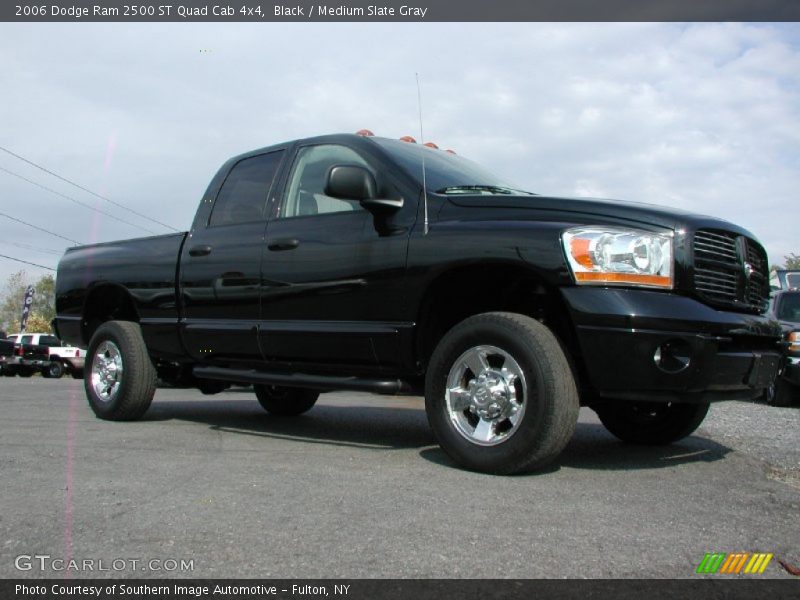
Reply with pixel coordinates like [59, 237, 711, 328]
[14, 554, 194, 573]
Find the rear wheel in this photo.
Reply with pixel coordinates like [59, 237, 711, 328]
[425, 312, 579, 475]
[85, 321, 156, 421]
[17, 368, 33, 378]
[595, 401, 709, 445]
[254, 385, 319, 416]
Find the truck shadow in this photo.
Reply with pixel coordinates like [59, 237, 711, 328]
[144, 398, 436, 450]
[144, 398, 732, 472]
[420, 425, 732, 473]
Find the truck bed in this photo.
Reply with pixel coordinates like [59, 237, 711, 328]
[54, 232, 188, 353]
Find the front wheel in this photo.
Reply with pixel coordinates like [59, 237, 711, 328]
[425, 312, 579, 475]
[594, 401, 709, 445]
[45, 361, 64, 379]
[766, 378, 797, 407]
[85, 321, 157, 421]
[254, 385, 319, 416]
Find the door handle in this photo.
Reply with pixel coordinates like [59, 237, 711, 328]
[268, 239, 300, 251]
[188, 245, 213, 257]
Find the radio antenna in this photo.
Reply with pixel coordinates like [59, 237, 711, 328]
[416, 73, 429, 235]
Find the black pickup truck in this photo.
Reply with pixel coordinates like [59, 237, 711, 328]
[54, 133, 782, 474]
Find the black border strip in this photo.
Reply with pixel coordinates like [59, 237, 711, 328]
[3, 579, 800, 600]
[3, 0, 800, 23]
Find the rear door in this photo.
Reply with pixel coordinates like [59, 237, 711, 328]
[180, 149, 286, 363]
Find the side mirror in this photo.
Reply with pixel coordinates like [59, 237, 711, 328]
[326, 165, 404, 212]
[326, 165, 377, 201]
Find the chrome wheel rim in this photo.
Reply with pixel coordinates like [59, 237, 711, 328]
[445, 345, 527, 446]
[91, 341, 123, 402]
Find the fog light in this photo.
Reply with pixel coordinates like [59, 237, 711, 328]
[653, 339, 692, 373]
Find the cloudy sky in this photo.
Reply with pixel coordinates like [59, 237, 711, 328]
[1, 22, 799, 286]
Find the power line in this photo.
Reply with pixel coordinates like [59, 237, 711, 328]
[0, 241, 63, 255]
[0, 210, 81, 244]
[0, 253, 55, 271]
[0, 165, 158, 235]
[0, 145, 181, 232]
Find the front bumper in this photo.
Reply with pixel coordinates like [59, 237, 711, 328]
[561, 288, 783, 403]
[64, 357, 85, 370]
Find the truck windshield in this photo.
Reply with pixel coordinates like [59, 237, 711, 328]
[373, 138, 532, 195]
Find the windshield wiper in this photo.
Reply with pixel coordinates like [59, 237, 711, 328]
[435, 185, 535, 196]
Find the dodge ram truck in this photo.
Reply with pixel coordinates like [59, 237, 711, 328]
[54, 132, 782, 474]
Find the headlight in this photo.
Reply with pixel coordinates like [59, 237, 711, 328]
[562, 227, 674, 289]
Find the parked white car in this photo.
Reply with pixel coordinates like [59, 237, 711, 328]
[5, 333, 85, 379]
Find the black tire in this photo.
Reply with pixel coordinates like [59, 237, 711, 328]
[70, 369, 84, 380]
[17, 369, 33, 378]
[3, 369, 15, 377]
[254, 385, 319, 416]
[595, 401, 709, 445]
[767, 378, 797, 407]
[425, 312, 580, 475]
[84, 321, 157, 421]
[45, 362, 64, 379]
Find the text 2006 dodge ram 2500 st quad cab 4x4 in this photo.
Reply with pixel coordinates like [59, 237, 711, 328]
[54, 133, 782, 474]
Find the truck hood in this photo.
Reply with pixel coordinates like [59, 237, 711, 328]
[445, 193, 757, 237]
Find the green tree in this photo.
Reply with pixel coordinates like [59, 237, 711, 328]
[32, 274, 55, 323]
[25, 313, 53, 334]
[0, 270, 28, 332]
[784, 253, 800, 270]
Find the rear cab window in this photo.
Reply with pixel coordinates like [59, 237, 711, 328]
[208, 150, 285, 227]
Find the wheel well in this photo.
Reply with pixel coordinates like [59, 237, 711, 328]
[81, 285, 140, 345]
[416, 264, 581, 378]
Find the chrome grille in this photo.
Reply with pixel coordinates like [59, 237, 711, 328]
[692, 229, 769, 312]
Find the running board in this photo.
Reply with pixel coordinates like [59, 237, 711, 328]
[192, 366, 413, 395]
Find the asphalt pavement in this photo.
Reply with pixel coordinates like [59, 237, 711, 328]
[1, 377, 798, 579]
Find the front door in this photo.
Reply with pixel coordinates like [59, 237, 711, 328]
[259, 143, 412, 371]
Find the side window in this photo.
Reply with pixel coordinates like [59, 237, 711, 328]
[280, 145, 370, 219]
[21, 335, 33, 344]
[7, 335, 18, 343]
[209, 151, 284, 227]
[40, 336, 61, 346]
